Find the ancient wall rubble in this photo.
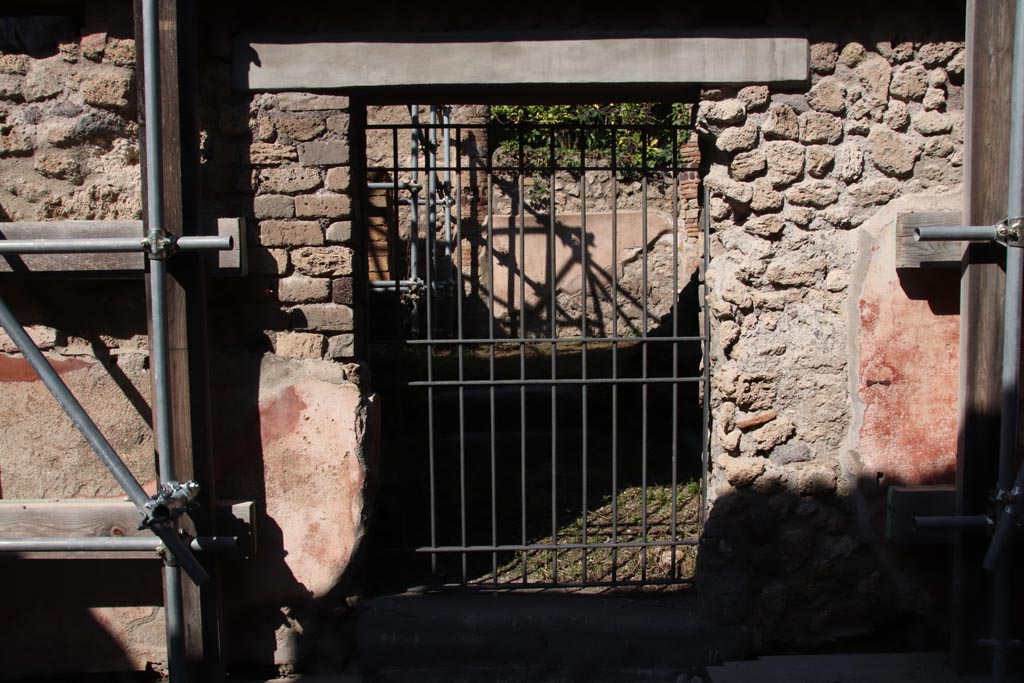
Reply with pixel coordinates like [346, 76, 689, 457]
[698, 39, 964, 647]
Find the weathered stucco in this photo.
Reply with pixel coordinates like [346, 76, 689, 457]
[850, 192, 961, 487]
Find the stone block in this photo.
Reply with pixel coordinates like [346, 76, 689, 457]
[715, 122, 758, 153]
[835, 143, 864, 182]
[259, 220, 323, 247]
[325, 166, 351, 192]
[0, 74, 23, 101]
[805, 146, 835, 178]
[279, 274, 331, 303]
[806, 77, 846, 115]
[260, 167, 322, 195]
[290, 303, 354, 332]
[254, 194, 295, 219]
[867, 125, 921, 178]
[0, 54, 30, 75]
[810, 42, 838, 73]
[799, 111, 843, 144]
[890, 62, 928, 101]
[292, 246, 353, 277]
[274, 331, 326, 359]
[332, 277, 354, 305]
[326, 113, 350, 135]
[279, 93, 350, 111]
[80, 65, 133, 112]
[276, 113, 326, 142]
[701, 99, 746, 126]
[883, 101, 910, 131]
[298, 141, 349, 167]
[730, 150, 766, 181]
[326, 333, 356, 359]
[0, 325, 57, 354]
[761, 104, 799, 141]
[737, 85, 769, 111]
[785, 180, 840, 208]
[917, 42, 960, 68]
[326, 220, 354, 244]
[251, 142, 298, 166]
[911, 111, 953, 136]
[295, 193, 351, 218]
[764, 140, 805, 188]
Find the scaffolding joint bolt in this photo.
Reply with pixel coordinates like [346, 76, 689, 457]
[141, 480, 200, 528]
[143, 233, 176, 260]
[995, 217, 1024, 247]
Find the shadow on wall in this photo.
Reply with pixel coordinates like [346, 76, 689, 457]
[697, 472, 956, 656]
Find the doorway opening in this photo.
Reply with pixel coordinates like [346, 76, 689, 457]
[360, 102, 708, 593]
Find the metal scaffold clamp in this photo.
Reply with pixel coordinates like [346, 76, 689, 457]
[142, 231, 176, 260]
[141, 480, 200, 528]
[996, 217, 1024, 247]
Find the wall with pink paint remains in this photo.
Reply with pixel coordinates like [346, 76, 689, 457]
[854, 193, 961, 488]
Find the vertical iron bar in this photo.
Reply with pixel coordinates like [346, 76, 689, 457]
[640, 128, 649, 583]
[442, 107, 454, 307]
[701, 185, 711, 528]
[409, 106, 422, 337]
[988, 1, 1024, 678]
[519, 128, 529, 584]
[419, 110, 438, 576]
[610, 131, 620, 583]
[487, 144, 498, 583]
[550, 128, 559, 583]
[456, 126, 468, 583]
[392, 127, 403, 331]
[579, 130, 589, 583]
[670, 127, 680, 579]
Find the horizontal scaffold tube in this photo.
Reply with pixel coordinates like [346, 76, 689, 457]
[0, 536, 240, 553]
[914, 225, 998, 242]
[0, 235, 232, 255]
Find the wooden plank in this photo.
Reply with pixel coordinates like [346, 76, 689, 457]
[0, 219, 246, 276]
[236, 35, 809, 91]
[135, 0, 221, 676]
[953, 0, 1015, 672]
[0, 499, 255, 560]
[894, 212, 964, 269]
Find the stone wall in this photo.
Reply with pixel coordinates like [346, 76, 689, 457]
[698, 40, 964, 648]
[0, 11, 375, 677]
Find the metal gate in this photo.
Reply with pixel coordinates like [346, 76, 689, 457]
[364, 105, 709, 591]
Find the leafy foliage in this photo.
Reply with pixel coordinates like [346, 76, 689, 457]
[489, 103, 692, 171]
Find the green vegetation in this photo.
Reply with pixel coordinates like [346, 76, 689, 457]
[489, 103, 692, 171]
[474, 481, 702, 588]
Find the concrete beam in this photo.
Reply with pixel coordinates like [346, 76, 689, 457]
[235, 35, 809, 91]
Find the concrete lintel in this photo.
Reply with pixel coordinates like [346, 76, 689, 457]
[235, 36, 809, 91]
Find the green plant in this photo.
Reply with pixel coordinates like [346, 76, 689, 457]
[489, 103, 691, 174]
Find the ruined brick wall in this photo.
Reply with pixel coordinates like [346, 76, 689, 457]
[698, 40, 964, 649]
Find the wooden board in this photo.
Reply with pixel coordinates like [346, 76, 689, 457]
[953, 0, 1015, 672]
[894, 212, 964, 269]
[0, 499, 255, 560]
[0, 218, 246, 276]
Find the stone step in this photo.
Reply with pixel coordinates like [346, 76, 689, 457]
[705, 653, 974, 683]
[355, 592, 746, 683]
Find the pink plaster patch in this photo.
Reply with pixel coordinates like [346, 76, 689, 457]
[857, 260, 959, 485]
